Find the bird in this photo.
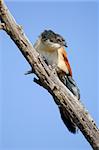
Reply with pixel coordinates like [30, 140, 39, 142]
[33, 30, 80, 133]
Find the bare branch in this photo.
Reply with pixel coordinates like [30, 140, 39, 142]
[0, 0, 99, 149]
[0, 22, 5, 30]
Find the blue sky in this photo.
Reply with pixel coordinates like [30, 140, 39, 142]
[0, 1, 98, 150]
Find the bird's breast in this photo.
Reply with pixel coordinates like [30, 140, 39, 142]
[34, 39, 58, 66]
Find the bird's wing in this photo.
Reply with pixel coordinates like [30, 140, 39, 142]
[61, 48, 72, 76]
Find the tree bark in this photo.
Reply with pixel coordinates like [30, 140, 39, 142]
[0, 0, 99, 149]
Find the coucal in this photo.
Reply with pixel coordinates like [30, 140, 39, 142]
[33, 30, 80, 133]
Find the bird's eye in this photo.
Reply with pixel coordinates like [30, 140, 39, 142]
[57, 38, 61, 42]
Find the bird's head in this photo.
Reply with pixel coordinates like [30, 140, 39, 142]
[40, 30, 67, 50]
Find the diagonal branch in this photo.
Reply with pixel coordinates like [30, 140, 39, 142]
[0, 0, 99, 149]
[0, 22, 5, 29]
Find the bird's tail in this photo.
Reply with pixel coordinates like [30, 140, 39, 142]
[55, 73, 80, 133]
[59, 106, 77, 133]
[53, 94, 78, 134]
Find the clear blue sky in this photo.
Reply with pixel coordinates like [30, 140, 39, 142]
[0, 0, 98, 150]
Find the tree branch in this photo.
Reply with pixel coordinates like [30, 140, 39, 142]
[0, 0, 99, 149]
[0, 22, 5, 29]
